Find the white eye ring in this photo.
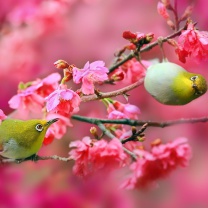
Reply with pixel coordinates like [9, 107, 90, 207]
[36, 124, 44, 132]
[191, 76, 198, 81]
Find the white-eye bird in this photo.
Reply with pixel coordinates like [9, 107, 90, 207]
[0, 118, 58, 160]
[144, 62, 207, 105]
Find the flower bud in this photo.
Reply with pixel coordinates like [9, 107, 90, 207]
[151, 138, 162, 147]
[54, 60, 69, 69]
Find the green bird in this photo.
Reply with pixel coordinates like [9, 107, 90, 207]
[0, 118, 58, 160]
[144, 62, 207, 105]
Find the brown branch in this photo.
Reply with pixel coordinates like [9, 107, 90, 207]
[1, 155, 72, 163]
[81, 78, 144, 102]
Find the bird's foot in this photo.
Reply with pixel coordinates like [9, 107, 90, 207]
[15, 154, 40, 163]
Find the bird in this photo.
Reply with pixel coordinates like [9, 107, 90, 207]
[0, 118, 58, 160]
[144, 62, 207, 105]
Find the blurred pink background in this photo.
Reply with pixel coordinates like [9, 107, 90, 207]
[1, 0, 208, 207]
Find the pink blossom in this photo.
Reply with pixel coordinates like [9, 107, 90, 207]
[121, 137, 192, 190]
[45, 84, 81, 115]
[175, 22, 208, 63]
[8, 85, 45, 117]
[112, 58, 148, 84]
[72, 61, 109, 95]
[8, 73, 61, 119]
[69, 137, 127, 178]
[0, 109, 7, 124]
[151, 137, 191, 167]
[43, 113, 72, 145]
[107, 101, 140, 120]
[34, 73, 61, 97]
[108, 110, 127, 119]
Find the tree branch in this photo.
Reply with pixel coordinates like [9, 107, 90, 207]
[81, 78, 144, 102]
[72, 115, 208, 128]
[1, 155, 72, 163]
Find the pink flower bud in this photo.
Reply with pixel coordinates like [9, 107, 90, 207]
[122, 31, 137, 40]
[180, 5, 193, 21]
[157, 2, 170, 20]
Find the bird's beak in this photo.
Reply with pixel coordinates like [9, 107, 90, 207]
[46, 118, 59, 126]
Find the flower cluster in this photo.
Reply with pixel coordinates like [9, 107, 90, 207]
[175, 22, 208, 63]
[9, 73, 61, 119]
[121, 137, 192, 189]
[69, 137, 127, 178]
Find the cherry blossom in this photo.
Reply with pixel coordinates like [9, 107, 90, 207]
[9, 73, 60, 108]
[43, 113, 72, 145]
[45, 84, 81, 115]
[175, 22, 208, 63]
[121, 137, 192, 190]
[72, 61, 109, 95]
[8, 73, 61, 119]
[111, 58, 149, 84]
[69, 137, 127, 178]
[107, 101, 140, 120]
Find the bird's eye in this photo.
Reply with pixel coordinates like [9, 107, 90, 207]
[35, 124, 44, 132]
[191, 76, 198, 81]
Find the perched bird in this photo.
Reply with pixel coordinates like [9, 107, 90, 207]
[144, 62, 207, 105]
[0, 118, 58, 160]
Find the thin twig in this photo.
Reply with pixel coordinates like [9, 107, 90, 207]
[121, 123, 148, 144]
[96, 122, 115, 139]
[95, 122, 137, 161]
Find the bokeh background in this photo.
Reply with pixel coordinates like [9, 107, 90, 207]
[1, 0, 208, 207]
